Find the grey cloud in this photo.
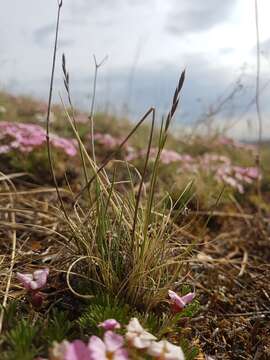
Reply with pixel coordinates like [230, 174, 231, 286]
[68, 0, 124, 18]
[67, 0, 154, 22]
[63, 53, 253, 123]
[167, 0, 237, 35]
[6, 51, 270, 140]
[33, 24, 55, 45]
[60, 56, 269, 141]
[33, 23, 74, 48]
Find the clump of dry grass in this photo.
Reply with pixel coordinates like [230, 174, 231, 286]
[55, 69, 195, 311]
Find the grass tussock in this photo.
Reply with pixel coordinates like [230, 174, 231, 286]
[57, 71, 194, 311]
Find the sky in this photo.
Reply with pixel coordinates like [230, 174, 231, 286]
[1, 0, 270, 139]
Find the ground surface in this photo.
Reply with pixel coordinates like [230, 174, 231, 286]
[0, 92, 270, 359]
[191, 213, 270, 359]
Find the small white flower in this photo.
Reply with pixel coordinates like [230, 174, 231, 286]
[49, 340, 70, 360]
[126, 318, 156, 349]
[182, 206, 190, 216]
[147, 340, 185, 360]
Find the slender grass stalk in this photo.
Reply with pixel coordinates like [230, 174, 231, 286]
[62, 54, 91, 201]
[131, 108, 155, 247]
[143, 71, 185, 241]
[45, 0, 69, 221]
[254, 0, 263, 206]
[89, 55, 108, 163]
[254, 0, 262, 152]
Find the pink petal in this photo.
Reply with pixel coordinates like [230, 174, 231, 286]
[32, 268, 49, 289]
[168, 290, 185, 309]
[16, 272, 33, 290]
[17, 269, 49, 291]
[113, 348, 129, 360]
[65, 340, 90, 360]
[168, 290, 195, 311]
[88, 336, 107, 360]
[104, 331, 124, 353]
[98, 319, 121, 331]
[246, 167, 260, 179]
[180, 292, 196, 305]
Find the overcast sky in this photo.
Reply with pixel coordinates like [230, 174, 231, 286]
[1, 0, 270, 138]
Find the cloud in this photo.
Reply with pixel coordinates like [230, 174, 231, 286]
[68, 0, 131, 18]
[63, 53, 243, 122]
[261, 38, 270, 55]
[166, 0, 237, 35]
[33, 23, 74, 48]
[33, 24, 55, 45]
[66, 0, 155, 24]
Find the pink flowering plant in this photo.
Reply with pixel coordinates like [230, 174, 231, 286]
[38, 317, 194, 359]
[0, 121, 77, 180]
[0, 122, 77, 156]
[168, 290, 196, 314]
[1, 288, 199, 360]
[125, 146, 261, 196]
[16, 268, 49, 308]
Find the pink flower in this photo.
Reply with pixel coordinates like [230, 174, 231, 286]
[216, 136, 257, 153]
[160, 149, 183, 164]
[17, 268, 49, 291]
[98, 319, 121, 331]
[65, 340, 91, 360]
[93, 133, 124, 149]
[245, 167, 260, 179]
[88, 331, 128, 360]
[50, 340, 90, 360]
[50, 135, 77, 157]
[168, 290, 195, 313]
[0, 121, 77, 156]
[75, 114, 89, 124]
